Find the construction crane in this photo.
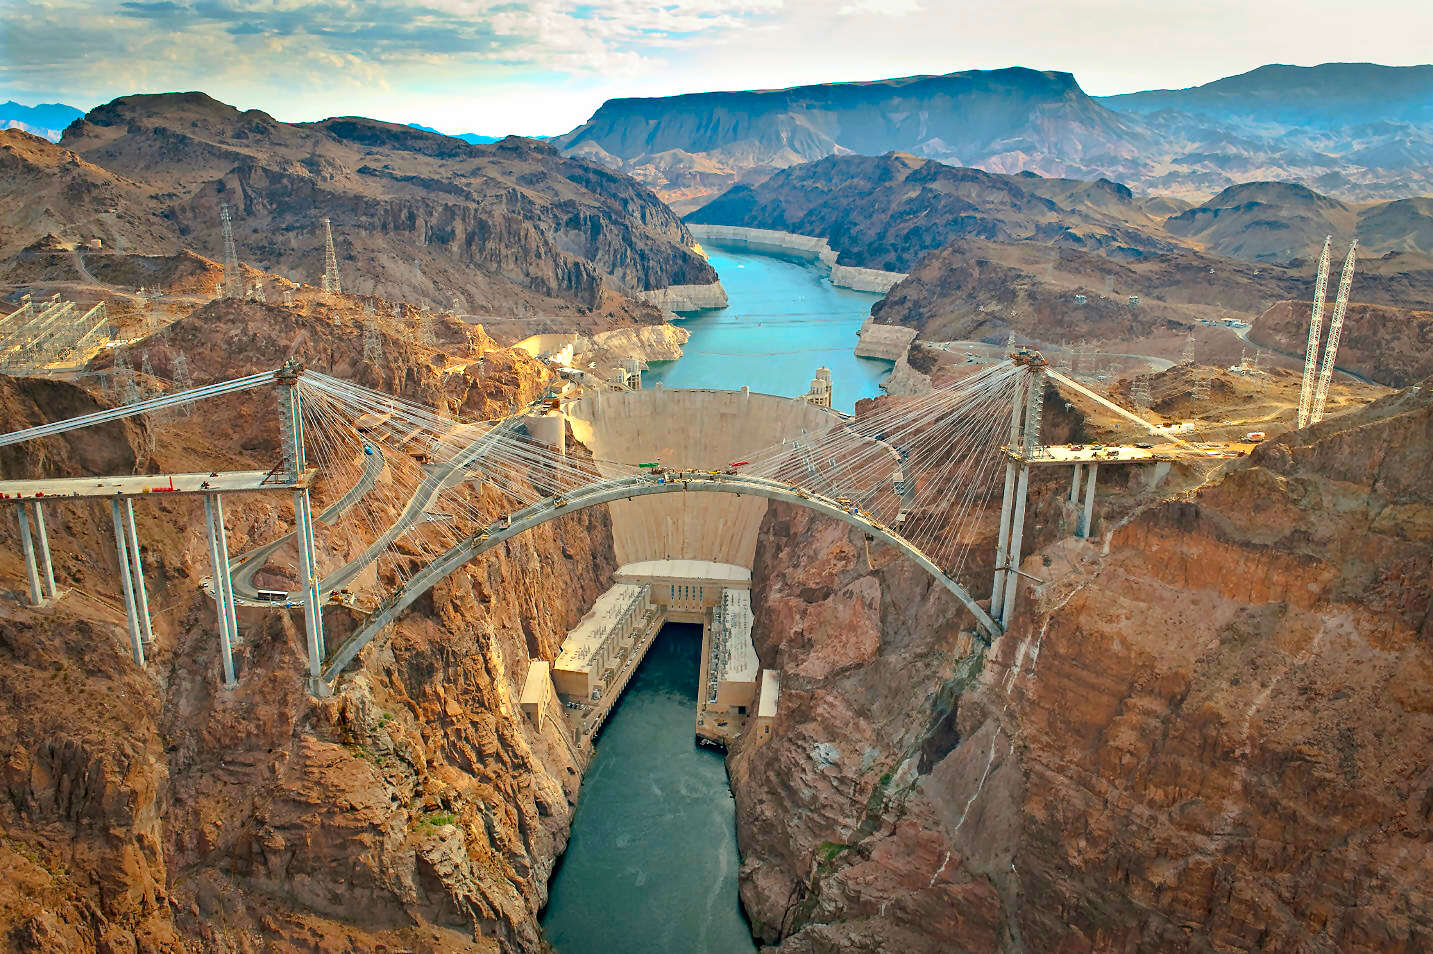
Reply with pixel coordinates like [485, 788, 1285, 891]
[1296, 236, 1332, 428]
[1308, 240, 1358, 426]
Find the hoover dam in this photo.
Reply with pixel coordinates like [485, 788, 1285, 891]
[541, 246, 900, 949]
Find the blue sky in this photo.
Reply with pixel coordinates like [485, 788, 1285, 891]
[2, 0, 1430, 136]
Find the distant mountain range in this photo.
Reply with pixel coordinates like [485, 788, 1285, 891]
[405, 123, 501, 144]
[0, 100, 84, 142]
[554, 63, 1433, 210]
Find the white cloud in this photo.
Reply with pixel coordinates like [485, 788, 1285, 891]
[1, 0, 1430, 136]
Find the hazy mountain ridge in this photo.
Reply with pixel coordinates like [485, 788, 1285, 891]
[558, 63, 1433, 209]
[3, 91, 715, 317]
[691, 153, 1433, 268]
[406, 122, 502, 144]
[0, 100, 84, 142]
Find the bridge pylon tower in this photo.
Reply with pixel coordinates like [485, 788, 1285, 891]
[991, 349, 1048, 627]
[276, 360, 328, 692]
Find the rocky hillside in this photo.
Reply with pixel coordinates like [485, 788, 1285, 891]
[688, 153, 1177, 272]
[5, 91, 719, 318]
[559, 63, 1433, 209]
[0, 301, 617, 952]
[686, 152, 1433, 352]
[1250, 298, 1433, 388]
[732, 379, 1433, 952]
[557, 67, 1148, 212]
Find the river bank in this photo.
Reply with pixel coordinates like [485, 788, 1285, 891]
[644, 246, 894, 413]
[687, 224, 907, 294]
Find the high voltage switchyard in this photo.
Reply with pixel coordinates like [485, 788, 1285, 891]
[0, 293, 112, 375]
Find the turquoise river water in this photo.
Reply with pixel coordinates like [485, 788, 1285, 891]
[644, 247, 892, 413]
[540, 247, 893, 952]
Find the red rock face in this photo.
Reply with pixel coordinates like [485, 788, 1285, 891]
[1250, 298, 1433, 388]
[732, 386, 1433, 952]
[0, 330, 613, 951]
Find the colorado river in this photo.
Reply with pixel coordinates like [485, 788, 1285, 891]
[644, 247, 892, 413]
[542, 245, 893, 952]
[541, 624, 755, 954]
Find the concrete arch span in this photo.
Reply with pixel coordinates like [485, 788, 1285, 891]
[321, 473, 1001, 685]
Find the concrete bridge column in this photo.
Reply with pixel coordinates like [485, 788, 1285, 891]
[991, 375, 1028, 623]
[294, 488, 328, 694]
[999, 464, 1032, 627]
[203, 493, 239, 688]
[1069, 463, 1083, 504]
[999, 366, 1046, 627]
[30, 502, 56, 601]
[109, 499, 146, 667]
[14, 503, 43, 606]
[122, 500, 153, 646]
[1079, 464, 1099, 538]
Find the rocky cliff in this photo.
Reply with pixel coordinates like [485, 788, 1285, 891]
[6, 91, 721, 318]
[688, 153, 1177, 272]
[731, 381, 1433, 952]
[1250, 298, 1433, 388]
[558, 68, 1141, 212]
[0, 299, 617, 952]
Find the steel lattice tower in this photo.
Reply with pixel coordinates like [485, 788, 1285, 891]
[321, 218, 341, 295]
[220, 205, 241, 298]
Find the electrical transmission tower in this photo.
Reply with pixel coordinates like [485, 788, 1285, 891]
[1131, 380, 1152, 409]
[321, 218, 342, 295]
[220, 204, 241, 298]
[1309, 241, 1358, 426]
[1296, 237, 1333, 428]
[363, 313, 383, 365]
[1180, 333, 1196, 365]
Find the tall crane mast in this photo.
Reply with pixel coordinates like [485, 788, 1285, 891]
[1309, 240, 1358, 426]
[1296, 236, 1332, 429]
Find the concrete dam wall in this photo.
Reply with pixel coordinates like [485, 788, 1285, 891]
[567, 388, 841, 568]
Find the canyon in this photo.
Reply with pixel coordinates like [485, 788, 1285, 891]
[2, 64, 1432, 954]
[730, 379, 1433, 953]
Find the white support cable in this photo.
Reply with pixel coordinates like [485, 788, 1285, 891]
[1045, 369, 1197, 450]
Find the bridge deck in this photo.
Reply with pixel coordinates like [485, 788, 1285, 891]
[0, 468, 316, 501]
[1014, 442, 1258, 465]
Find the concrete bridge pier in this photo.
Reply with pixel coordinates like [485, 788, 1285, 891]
[13, 502, 56, 606]
[1069, 463, 1084, 504]
[30, 503, 56, 601]
[109, 499, 147, 667]
[996, 363, 1047, 627]
[122, 500, 153, 646]
[990, 376, 1027, 623]
[293, 489, 328, 694]
[203, 493, 239, 688]
[1079, 465, 1098, 538]
[277, 361, 329, 695]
